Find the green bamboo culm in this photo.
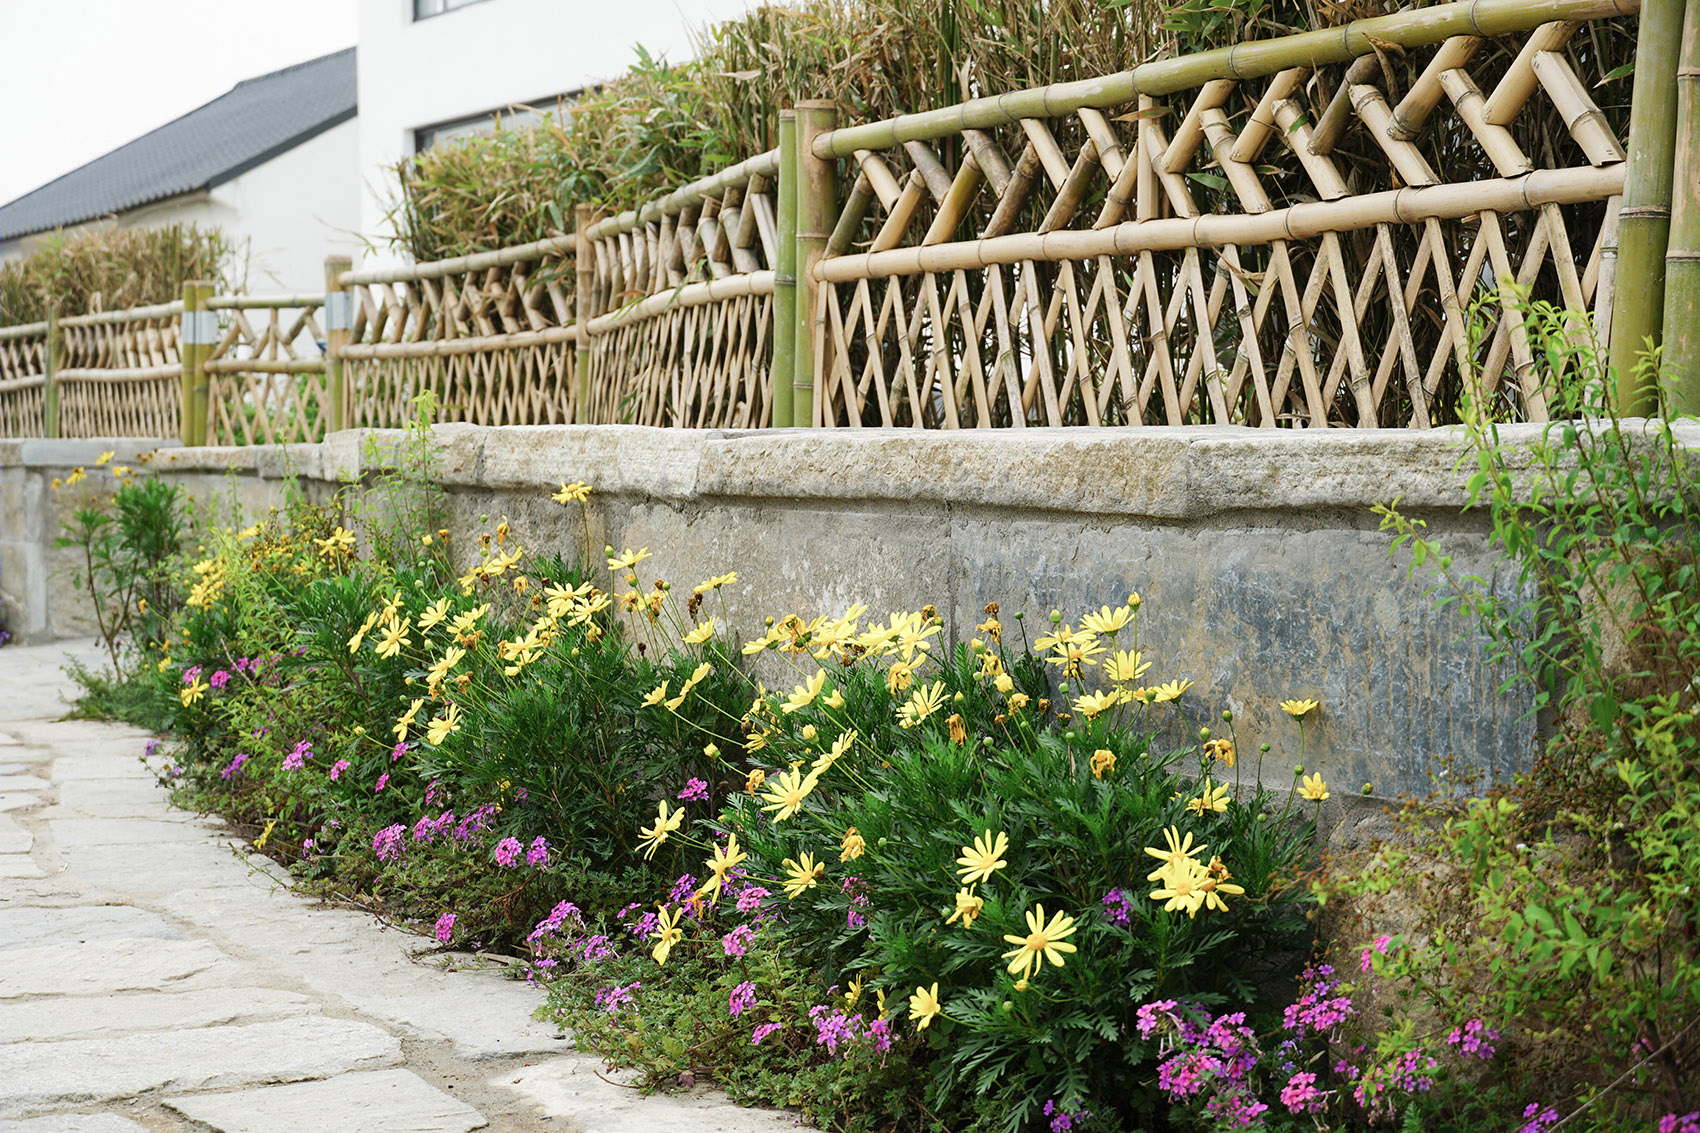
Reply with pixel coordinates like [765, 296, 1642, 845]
[772, 111, 798, 430]
[1660, 4, 1700, 415]
[1609, 0, 1685, 415]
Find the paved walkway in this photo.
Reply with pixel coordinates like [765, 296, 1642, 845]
[1, 639, 795, 1133]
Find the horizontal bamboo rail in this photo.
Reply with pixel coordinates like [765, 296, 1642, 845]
[340, 237, 575, 287]
[338, 323, 577, 360]
[586, 271, 775, 334]
[816, 0, 1639, 158]
[816, 166, 1624, 282]
[206, 293, 326, 310]
[586, 149, 782, 241]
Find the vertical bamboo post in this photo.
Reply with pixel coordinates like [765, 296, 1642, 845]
[771, 110, 799, 429]
[1609, 0, 1685, 413]
[1660, 4, 1700, 414]
[793, 100, 838, 428]
[42, 306, 59, 439]
[323, 255, 352, 436]
[180, 280, 215, 446]
[574, 203, 595, 424]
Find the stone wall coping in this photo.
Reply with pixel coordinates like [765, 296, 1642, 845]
[7, 421, 1694, 520]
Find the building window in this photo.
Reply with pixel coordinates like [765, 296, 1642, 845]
[414, 95, 579, 152]
[414, 0, 490, 20]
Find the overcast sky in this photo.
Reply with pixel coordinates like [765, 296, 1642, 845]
[0, 0, 737, 206]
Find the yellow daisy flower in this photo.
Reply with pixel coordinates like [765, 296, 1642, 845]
[1300, 773, 1330, 801]
[781, 852, 825, 899]
[1080, 604, 1132, 635]
[908, 982, 943, 1030]
[1143, 825, 1207, 882]
[651, 905, 684, 964]
[1282, 698, 1320, 719]
[1150, 860, 1209, 918]
[418, 598, 452, 631]
[374, 617, 412, 659]
[637, 801, 685, 859]
[1000, 904, 1079, 981]
[760, 767, 820, 822]
[944, 888, 984, 929]
[955, 830, 1010, 886]
[552, 481, 591, 504]
[394, 698, 424, 741]
[683, 618, 717, 645]
[1186, 777, 1232, 816]
[840, 827, 866, 862]
[425, 703, 462, 746]
[695, 834, 748, 904]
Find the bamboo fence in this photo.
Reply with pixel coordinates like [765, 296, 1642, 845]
[8, 0, 1694, 442]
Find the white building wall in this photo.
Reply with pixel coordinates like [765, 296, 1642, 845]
[356, 0, 748, 270]
[1, 117, 360, 296]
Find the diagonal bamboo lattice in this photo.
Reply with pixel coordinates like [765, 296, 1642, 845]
[338, 236, 581, 429]
[0, 324, 50, 438]
[810, 1, 1635, 429]
[0, 305, 184, 439]
[203, 294, 329, 446]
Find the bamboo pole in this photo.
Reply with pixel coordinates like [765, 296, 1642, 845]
[815, 0, 1638, 159]
[773, 110, 799, 429]
[323, 256, 351, 435]
[42, 307, 59, 439]
[574, 203, 595, 423]
[1661, 3, 1700, 412]
[1609, 0, 1683, 411]
[180, 280, 214, 446]
[795, 101, 838, 428]
[814, 164, 1624, 283]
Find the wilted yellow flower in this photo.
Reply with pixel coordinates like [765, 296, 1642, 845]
[1090, 749, 1117, 779]
[908, 982, 943, 1030]
[1198, 860, 1246, 913]
[947, 713, 967, 745]
[994, 672, 1015, 694]
[761, 767, 820, 822]
[637, 801, 685, 859]
[840, 826, 866, 862]
[651, 905, 684, 964]
[1081, 604, 1132, 635]
[1204, 737, 1235, 768]
[683, 618, 717, 645]
[1282, 698, 1321, 720]
[426, 703, 462, 745]
[744, 768, 766, 795]
[944, 888, 984, 929]
[956, 830, 1010, 886]
[552, 481, 591, 504]
[1300, 773, 1330, 801]
[781, 852, 825, 898]
[1001, 904, 1079, 981]
[1187, 777, 1232, 816]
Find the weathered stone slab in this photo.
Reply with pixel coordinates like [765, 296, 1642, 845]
[49, 755, 151, 782]
[53, 777, 178, 816]
[0, 795, 41, 812]
[164, 1069, 487, 1133]
[0, 815, 31, 854]
[0, 938, 243, 998]
[0, 905, 183, 950]
[1, 987, 315, 1041]
[0, 1114, 153, 1131]
[47, 818, 215, 847]
[0, 856, 47, 879]
[496, 1057, 798, 1132]
[0, 776, 52, 793]
[0, 1015, 403, 1117]
[55, 840, 265, 896]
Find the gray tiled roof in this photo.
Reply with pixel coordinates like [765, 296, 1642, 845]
[1, 48, 356, 242]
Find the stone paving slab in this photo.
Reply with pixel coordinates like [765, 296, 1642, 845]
[164, 1068, 488, 1133]
[2, 987, 317, 1042]
[0, 938, 249, 999]
[0, 794, 42, 811]
[0, 905, 184, 950]
[47, 817, 220, 846]
[0, 775, 53, 792]
[1, 855, 47, 879]
[0, 1115, 153, 1132]
[52, 777, 184, 815]
[497, 1060, 803, 1132]
[1, 1015, 405, 1118]
[0, 814, 32, 854]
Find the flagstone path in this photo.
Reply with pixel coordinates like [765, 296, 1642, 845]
[1, 639, 797, 1133]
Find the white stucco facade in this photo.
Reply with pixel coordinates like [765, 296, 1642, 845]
[2, 117, 361, 295]
[355, 0, 749, 269]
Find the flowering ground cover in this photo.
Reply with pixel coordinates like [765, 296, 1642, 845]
[57, 354, 1700, 1130]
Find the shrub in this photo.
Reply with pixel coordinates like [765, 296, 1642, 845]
[2, 223, 238, 324]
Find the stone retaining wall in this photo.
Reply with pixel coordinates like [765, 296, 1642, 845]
[4, 423, 1612, 797]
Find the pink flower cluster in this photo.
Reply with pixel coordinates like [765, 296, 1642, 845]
[433, 912, 455, 942]
[1659, 1113, 1700, 1133]
[220, 751, 249, 780]
[1520, 1104, 1560, 1133]
[372, 823, 406, 862]
[750, 1021, 783, 1046]
[1281, 964, 1355, 1038]
[728, 980, 756, 1017]
[1100, 887, 1134, 926]
[1359, 933, 1394, 972]
[1279, 1071, 1327, 1114]
[677, 778, 709, 802]
[1445, 1017, 1499, 1060]
[282, 740, 313, 771]
[805, 1004, 891, 1056]
[1042, 1100, 1091, 1133]
[594, 981, 640, 1015]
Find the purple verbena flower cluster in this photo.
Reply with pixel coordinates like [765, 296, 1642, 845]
[677, 777, 709, 801]
[595, 981, 641, 1014]
[494, 837, 522, 867]
[1520, 1104, 1561, 1133]
[1659, 1113, 1700, 1133]
[433, 912, 455, 943]
[220, 751, 249, 780]
[1100, 887, 1134, 926]
[372, 823, 406, 862]
[729, 980, 756, 1017]
[282, 740, 313, 771]
[1446, 1017, 1500, 1060]
[1281, 964, 1355, 1038]
[1042, 1100, 1091, 1133]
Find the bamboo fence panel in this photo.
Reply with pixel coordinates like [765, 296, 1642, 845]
[337, 233, 581, 428]
[0, 323, 50, 437]
[50, 304, 183, 439]
[580, 152, 781, 426]
[203, 294, 330, 445]
[809, 5, 1634, 429]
